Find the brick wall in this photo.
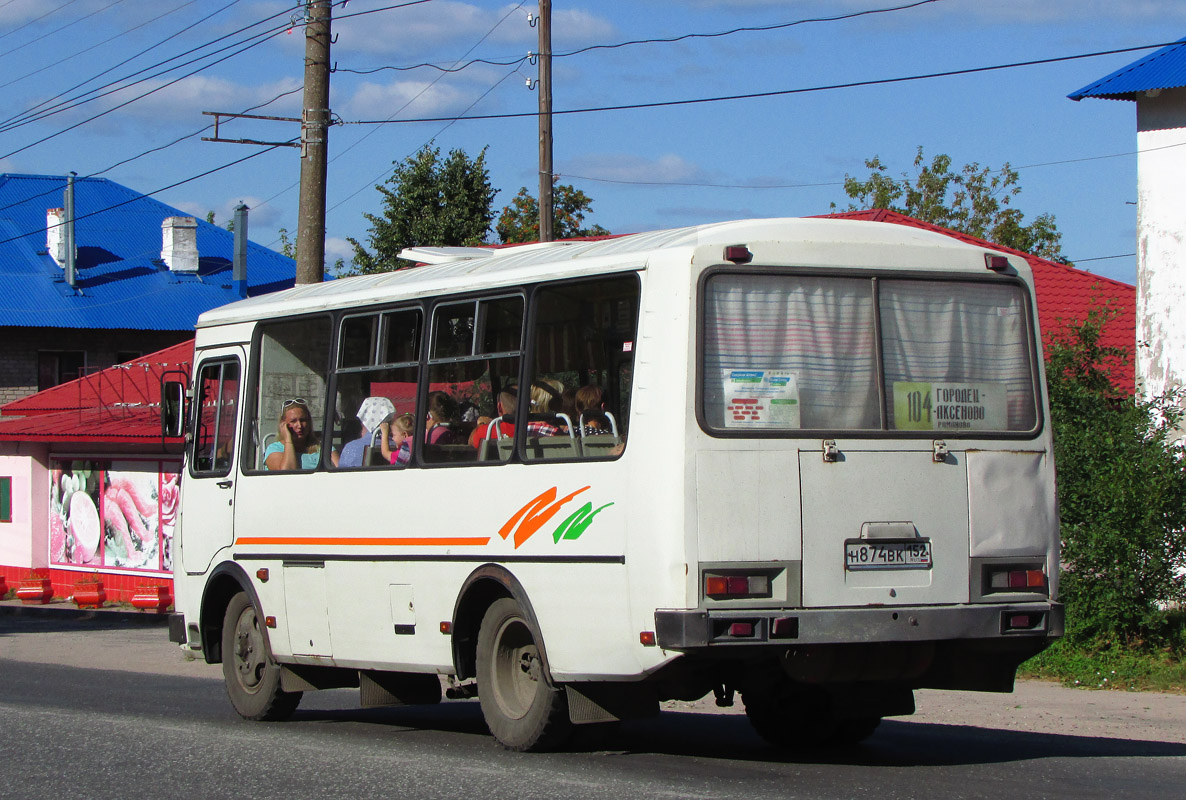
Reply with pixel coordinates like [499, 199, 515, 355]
[0, 327, 192, 407]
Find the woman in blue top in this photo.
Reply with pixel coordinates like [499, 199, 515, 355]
[264, 399, 322, 470]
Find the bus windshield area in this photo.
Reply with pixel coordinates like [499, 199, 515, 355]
[701, 273, 1038, 435]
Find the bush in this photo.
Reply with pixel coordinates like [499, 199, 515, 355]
[1046, 307, 1186, 649]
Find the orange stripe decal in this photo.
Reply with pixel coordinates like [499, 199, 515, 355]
[235, 536, 491, 547]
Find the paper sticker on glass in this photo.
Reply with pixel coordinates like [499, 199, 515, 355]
[721, 370, 800, 428]
[892, 381, 1006, 432]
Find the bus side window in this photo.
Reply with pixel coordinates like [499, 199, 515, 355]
[524, 275, 639, 461]
[191, 360, 239, 476]
[424, 295, 522, 466]
[248, 316, 332, 472]
[331, 308, 421, 469]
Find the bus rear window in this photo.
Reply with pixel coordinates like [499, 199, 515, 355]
[701, 273, 1038, 435]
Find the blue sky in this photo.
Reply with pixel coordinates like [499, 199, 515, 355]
[1, 0, 1181, 284]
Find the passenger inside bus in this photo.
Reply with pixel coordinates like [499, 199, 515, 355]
[379, 413, 415, 466]
[336, 396, 396, 468]
[575, 384, 611, 436]
[264, 399, 322, 470]
[425, 391, 461, 445]
[469, 389, 518, 448]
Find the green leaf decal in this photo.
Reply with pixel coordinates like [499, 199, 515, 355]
[552, 502, 614, 543]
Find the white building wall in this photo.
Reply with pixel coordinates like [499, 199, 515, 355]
[1136, 88, 1186, 403]
[0, 445, 49, 570]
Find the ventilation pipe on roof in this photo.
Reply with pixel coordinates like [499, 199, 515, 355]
[233, 203, 248, 299]
[64, 172, 77, 287]
[161, 216, 199, 272]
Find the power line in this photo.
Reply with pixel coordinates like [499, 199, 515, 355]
[0, 30, 285, 160]
[0, 0, 84, 44]
[0, 0, 283, 134]
[0, 142, 294, 248]
[335, 0, 943, 77]
[342, 40, 1182, 126]
[0, 0, 203, 93]
[0, 85, 304, 215]
[0, 0, 125, 64]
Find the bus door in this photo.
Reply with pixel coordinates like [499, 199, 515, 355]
[180, 348, 245, 574]
[798, 443, 970, 608]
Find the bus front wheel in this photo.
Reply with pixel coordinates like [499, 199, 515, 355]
[476, 597, 572, 751]
[221, 592, 302, 721]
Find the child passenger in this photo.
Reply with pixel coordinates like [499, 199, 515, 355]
[380, 413, 415, 467]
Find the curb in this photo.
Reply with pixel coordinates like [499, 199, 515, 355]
[0, 600, 170, 625]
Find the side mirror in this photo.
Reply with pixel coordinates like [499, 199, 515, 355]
[161, 376, 188, 440]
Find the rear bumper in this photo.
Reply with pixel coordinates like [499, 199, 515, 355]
[655, 602, 1063, 650]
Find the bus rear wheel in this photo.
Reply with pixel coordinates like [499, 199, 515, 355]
[476, 597, 572, 751]
[221, 592, 302, 721]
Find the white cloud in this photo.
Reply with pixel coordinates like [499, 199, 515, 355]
[561, 152, 708, 184]
[173, 196, 282, 230]
[338, 77, 484, 120]
[324, 236, 354, 265]
[328, 1, 614, 60]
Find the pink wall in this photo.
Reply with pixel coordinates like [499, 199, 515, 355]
[0, 444, 49, 570]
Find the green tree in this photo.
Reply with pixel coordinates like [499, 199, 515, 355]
[1045, 306, 1186, 648]
[347, 144, 496, 274]
[837, 146, 1066, 263]
[496, 182, 609, 244]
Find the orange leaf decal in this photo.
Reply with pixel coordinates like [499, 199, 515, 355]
[499, 486, 590, 549]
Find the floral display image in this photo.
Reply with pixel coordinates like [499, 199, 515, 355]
[159, 472, 179, 571]
[49, 460, 180, 573]
[103, 463, 160, 570]
[50, 460, 103, 565]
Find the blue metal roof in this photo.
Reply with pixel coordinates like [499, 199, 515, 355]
[1069, 38, 1186, 101]
[0, 173, 296, 330]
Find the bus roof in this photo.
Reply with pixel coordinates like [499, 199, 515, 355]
[195, 217, 999, 328]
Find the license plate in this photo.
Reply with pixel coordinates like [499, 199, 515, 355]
[844, 539, 932, 571]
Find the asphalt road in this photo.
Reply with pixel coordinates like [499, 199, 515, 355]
[2, 608, 1185, 800]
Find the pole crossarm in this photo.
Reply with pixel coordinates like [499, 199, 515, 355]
[201, 110, 303, 147]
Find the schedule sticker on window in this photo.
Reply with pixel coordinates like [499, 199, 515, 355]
[722, 370, 800, 428]
[893, 381, 1005, 431]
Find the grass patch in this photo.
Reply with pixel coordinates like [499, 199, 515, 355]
[1019, 638, 1186, 693]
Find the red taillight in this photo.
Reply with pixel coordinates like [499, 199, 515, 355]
[728, 622, 753, 637]
[724, 245, 753, 264]
[985, 254, 1010, 272]
[639, 631, 656, 646]
[264, 616, 277, 628]
[256, 568, 269, 582]
[705, 573, 771, 598]
[990, 567, 1046, 592]
[439, 621, 452, 634]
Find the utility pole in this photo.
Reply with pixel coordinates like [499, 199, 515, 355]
[296, 0, 332, 284]
[537, 0, 553, 242]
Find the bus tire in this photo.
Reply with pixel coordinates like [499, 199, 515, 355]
[829, 716, 881, 745]
[221, 592, 302, 721]
[476, 597, 572, 751]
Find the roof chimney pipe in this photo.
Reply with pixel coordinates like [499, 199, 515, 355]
[64, 172, 77, 288]
[233, 202, 248, 299]
[161, 216, 199, 272]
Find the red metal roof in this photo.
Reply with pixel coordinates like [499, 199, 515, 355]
[0, 340, 192, 442]
[821, 209, 1136, 389]
[0, 405, 183, 443]
[2, 340, 193, 418]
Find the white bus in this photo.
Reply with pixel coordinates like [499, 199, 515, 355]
[165, 218, 1062, 751]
